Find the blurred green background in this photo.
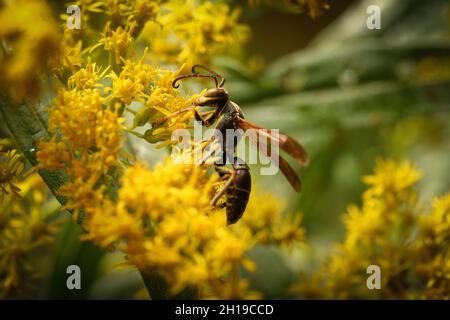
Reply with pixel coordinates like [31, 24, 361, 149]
[13, 0, 449, 299]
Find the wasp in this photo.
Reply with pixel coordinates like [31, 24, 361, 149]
[152, 65, 309, 225]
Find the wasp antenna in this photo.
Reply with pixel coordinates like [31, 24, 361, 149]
[192, 64, 225, 87]
[192, 64, 223, 78]
[172, 77, 182, 88]
[172, 74, 218, 88]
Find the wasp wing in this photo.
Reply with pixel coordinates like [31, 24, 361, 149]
[276, 154, 302, 192]
[244, 128, 301, 192]
[238, 118, 309, 167]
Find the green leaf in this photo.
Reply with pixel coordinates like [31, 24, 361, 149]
[0, 94, 69, 204]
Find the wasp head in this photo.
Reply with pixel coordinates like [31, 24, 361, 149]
[195, 87, 229, 107]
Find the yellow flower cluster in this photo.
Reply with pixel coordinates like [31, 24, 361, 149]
[37, 87, 124, 213]
[94, 21, 138, 65]
[415, 194, 450, 299]
[76, 0, 160, 28]
[127, 64, 202, 145]
[0, 140, 24, 197]
[140, 0, 250, 66]
[74, 155, 305, 299]
[69, 0, 248, 71]
[61, 0, 159, 71]
[0, 174, 60, 298]
[0, 0, 60, 101]
[293, 159, 449, 299]
[237, 189, 305, 248]
[77, 158, 258, 298]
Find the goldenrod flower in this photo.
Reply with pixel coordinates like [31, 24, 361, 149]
[68, 58, 110, 90]
[93, 21, 137, 64]
[0, 142, 25, 197]
[140, 0, 249, 66]
[0, 0, 60, 101]
[36, 139, 71, 171]
[78, 158, 259, 298]
[0, 174, 60, 298]
[237, 189, 305, 248]
[37, 85, 123, 216]
[109, 62, 151, 104]
[292, 160, 449, 299]
[129, 65, 202, 144]
[362, 159, 422, 199]
[52, 31, 83, 74]
[415, 193, 450, 299]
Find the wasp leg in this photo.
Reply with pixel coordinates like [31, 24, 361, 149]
[196, 136, 222, 166]
[193, 109, 211, 126]
[151, 107, 194, 126]
[198, 146, 228, 166]
[152, 105, 216, 126]
[194, 102, 225, 127]
[210, 165, 236, 207]
[216, 202, 227, 209]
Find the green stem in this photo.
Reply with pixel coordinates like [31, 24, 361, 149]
[140, 272, 170, 300]
[141, 271, 199, 300]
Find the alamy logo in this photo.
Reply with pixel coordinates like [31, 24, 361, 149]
[67, 5, 81, 30]
[367, 5, 381, 30]
[366, 265, 381, 290]
[66, 265, 81, 290]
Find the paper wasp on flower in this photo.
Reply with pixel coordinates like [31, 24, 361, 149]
[152, 65, 309, 225]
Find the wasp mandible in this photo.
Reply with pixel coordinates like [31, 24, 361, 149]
[153, 65, 309, 225]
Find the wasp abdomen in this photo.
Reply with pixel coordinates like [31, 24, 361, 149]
[226, 166, 251, 225]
